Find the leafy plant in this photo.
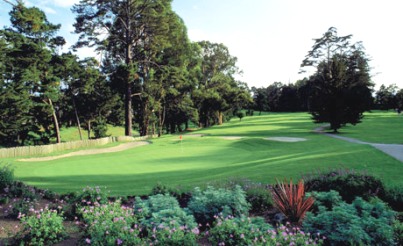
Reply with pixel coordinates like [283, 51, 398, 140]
[0, 164, 14, 190]
[134, 194, 199, 245]
[303, 168, 385, 202]
[380, 185, 403, 212]
[209, 215, 323, 246]
[16, 208, 67, 245]
[75, 186, 109, 207]
[187, 185, 250, 225]
[80, 200, 144, 245]
[271, 179, 314, 224]
[92, 117, 108, 139]
[303, 192, 397, 245]
[7, 198, 36, 219]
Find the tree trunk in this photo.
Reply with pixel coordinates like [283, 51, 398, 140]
[218, 111, 223, 125]
[87, 121, 91, 139]
[48, 99, 61, 144]
[72, 97, 83, 141]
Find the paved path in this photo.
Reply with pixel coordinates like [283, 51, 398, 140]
[314, 126, 403, 163]
[18, 141, 150, 162]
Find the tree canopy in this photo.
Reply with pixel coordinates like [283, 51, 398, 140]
[301, 27, 374, 132]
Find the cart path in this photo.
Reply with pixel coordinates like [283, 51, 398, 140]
[314, 126, 403, 163]
[18, 141, 150, 162]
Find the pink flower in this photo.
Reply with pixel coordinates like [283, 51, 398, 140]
[85, 238, 91, 244]
[117, 239, 123, 245]
[240, 233, 244, 238]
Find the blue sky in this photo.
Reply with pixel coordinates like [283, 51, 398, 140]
[1, 0, 402, 89]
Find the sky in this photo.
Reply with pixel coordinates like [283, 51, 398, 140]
[1, 0, 402, 89]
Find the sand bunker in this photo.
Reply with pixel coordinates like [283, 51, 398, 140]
[264, 137, 307, 142]
[18, 141, 150, 162]
[220, 136, 244, 140]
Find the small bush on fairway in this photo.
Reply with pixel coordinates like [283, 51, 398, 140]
[303, 169, 385, 202]
[134, 194, 199, 245]
[187, 185, 250, 225]
[303, 192, 397, 245]
[0, 164, 14, 190]
[16, 208, 66, 245]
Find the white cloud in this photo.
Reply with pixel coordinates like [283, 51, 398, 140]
[42, 6, 56, 14]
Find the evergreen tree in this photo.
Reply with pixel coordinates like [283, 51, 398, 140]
[301, 27, 373, 132]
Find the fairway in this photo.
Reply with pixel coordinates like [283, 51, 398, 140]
[7, 112, 403, 196]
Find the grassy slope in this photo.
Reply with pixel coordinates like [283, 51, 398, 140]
[339, 111, 403, 144]
[59, 125, 128, 142]
[8, 112, 403, 196]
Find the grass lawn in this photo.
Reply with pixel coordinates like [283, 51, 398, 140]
[5, 112, 403, 196]
[59, 124, 129, 142]
[338, 110, 403, 144]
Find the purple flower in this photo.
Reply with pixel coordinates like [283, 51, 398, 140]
[117, 239, 123, 245]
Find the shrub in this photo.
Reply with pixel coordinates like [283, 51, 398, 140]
[209, 215, 274, 245]
[209, 216, 323, 246]
[307, 190, 343, 212]
[92, 117, 108, 138]
[6, 198, 36, 219]
[271, 179, 314, 224]
[16, 208, 66, 245]
[380, 185, 403, 212]
[75, 186, 109, 207]
[187, 186, 250, 225]
[303, 168, 385, 202]
[245, 186, 274, 214]
[0, 164, 14, 191]
[134, 194, 199, 245]
[80, 200, 144, 245]
[303, 192, 397, 245]
[393, 220, 403, 246]
[6, 181, 39, 200]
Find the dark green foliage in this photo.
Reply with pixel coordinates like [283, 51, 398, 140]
[245, 186, 273, 214]
[236, 111, 245, 121]
[7, 198, 34, 219]
[303, 169, 385, 202]
[380, 186, 403, 212]
[301, 27, 373, 132]
[187, 186, 250, 225]
[303, 192, 397, 246]
[0, 164, 14, 190]
[92, 117, 108, 138]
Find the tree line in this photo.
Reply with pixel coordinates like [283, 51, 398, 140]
[0, 0, 251, 147]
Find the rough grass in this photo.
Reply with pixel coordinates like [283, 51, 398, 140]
[5, 112, 403, 196]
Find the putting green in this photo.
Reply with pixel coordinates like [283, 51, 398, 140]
[8, 112, 403, 196]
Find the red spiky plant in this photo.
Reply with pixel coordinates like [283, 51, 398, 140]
[271, 179, 314, 224]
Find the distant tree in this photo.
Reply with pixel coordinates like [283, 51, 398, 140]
[236, 111, 245, 121]
[301, 27, 373, 132]
[251, 87, 269, 115]
[375, 84, 398, 110]
[396, 89, 403, 113]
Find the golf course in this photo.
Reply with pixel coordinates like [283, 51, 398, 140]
[5, 111, 402, 196]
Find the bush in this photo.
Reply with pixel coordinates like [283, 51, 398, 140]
[381, 185, 403, 212]
[16, 208, 66, 245]
[187, 186, 250, 225]
[209, 216, 323, 246]
[393, 220, 403, 246]
[6, 198, 36, 219]
[245, 186, 273, 214]
[80, 200, 144, 245]
[303, 169, 385, 202]
[75, 186, 109, 207]
[209, 215, 273, 245]
[92, 117, 108, 139]
[303, 192, 397, 245]
[134, 194, 199, 245]
[6, 181, 39, 200]
[0, 164, 14, 191]
[307, 190, 343, 212]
